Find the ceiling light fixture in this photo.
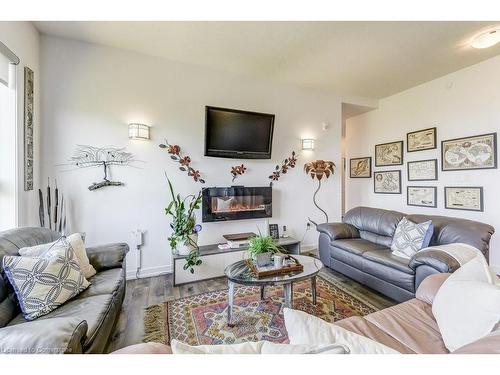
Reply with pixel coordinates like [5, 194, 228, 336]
[471, 28, 500, 49]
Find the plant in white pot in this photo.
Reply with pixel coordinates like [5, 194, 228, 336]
[165, 178, 202, 273]
[247, 234, 283, 267]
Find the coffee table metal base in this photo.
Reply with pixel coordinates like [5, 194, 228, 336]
[227, 276, 317, 326]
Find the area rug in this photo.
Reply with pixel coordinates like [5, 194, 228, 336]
[143, 275, 378, 346]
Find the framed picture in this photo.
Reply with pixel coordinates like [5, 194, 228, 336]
[444, 187, 484, 212]
[374, 170, 401, 194]
[24, 66, 34, 191]
[407, 127, 437, 152]
[350, 157, 372, 178]
[441, 133, 497, 171]
[375, 141, 403, 166]
[407, 159, 438, 181]
[269, 224, 279, 239]
[407, 186, 437, 208]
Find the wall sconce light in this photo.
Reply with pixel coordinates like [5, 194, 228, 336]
[302, 139, 315, 150]
[128, 123, 150, 140]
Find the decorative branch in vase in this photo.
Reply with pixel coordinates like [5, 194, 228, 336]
[165, 176, 203, 273]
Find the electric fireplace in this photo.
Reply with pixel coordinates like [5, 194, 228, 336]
[202, 186, 272, 222]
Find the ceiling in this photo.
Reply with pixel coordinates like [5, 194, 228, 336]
[34, 21, 500, 99]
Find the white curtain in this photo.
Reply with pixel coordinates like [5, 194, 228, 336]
[0, 52, 9, 86]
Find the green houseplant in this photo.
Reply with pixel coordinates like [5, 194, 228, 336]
[247, 234, 283, 266]
[165, 177, 202, 273]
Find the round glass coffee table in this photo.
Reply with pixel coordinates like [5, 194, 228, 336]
[224, 254, 323, 325]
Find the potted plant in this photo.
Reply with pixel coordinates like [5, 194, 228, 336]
[165, 177, 203, 273]
[247, 234, 283, 266]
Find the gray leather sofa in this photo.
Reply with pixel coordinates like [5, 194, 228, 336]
[0, 227, 128, 354]
[317, 206, 494, 302]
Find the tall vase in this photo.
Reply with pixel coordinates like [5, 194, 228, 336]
[178, 233, 198, 256]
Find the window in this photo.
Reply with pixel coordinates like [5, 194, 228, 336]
[0, 42, 19, 230]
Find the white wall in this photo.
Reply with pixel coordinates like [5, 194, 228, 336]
[40, 35, 371, 278]
[346, 54, 500, 269]
[0, 22, 40, 228]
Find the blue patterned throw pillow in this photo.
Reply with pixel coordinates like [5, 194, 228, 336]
[2, 244, 90, 320]
[391, 217, 434, 259]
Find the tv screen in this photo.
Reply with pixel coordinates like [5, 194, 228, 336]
[205, 106, 275, 159]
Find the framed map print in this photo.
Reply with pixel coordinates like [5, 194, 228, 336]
[350, 157, 371, 178]
[407, 186, 437, 208]
[407, 159, 438, 181]
[444, 187, 483, 212]
[442, 133, 497, 171]
[375, 141, 403, 167]
[374, 170, 401, 194]
[407, 127, 437, 152]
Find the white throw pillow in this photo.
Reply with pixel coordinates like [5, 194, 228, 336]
[283, 308, 398, 354]
[432, 255, 500, 352]
[3, 244, 90, 320]
[170, 339, 348, 354]
[391, 217, 434, 259]
[19, 234, 96, 279]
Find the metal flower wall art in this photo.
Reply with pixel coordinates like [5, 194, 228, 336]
[67, 145, 135, 191]
[159, 140, 205, 184]
[304, 159, 336, 223]
[268, 151, 297, 186]
[230, 164, 247, 182]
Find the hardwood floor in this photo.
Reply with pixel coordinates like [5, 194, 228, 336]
[106, 267, 396, 352]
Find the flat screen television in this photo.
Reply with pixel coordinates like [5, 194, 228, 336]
[204, 106, 275, 159]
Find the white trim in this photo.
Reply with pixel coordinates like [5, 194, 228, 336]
[126, 264, 172, 280]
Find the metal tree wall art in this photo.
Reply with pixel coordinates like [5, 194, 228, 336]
[159, 140, 205, 184]
[230, 164, 247, 182]
[304, 160, 336, 224]
[268, 151, 297, 186]
[67, 145, 134, 191]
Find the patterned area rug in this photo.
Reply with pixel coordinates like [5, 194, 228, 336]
[143, 275, 377, 345]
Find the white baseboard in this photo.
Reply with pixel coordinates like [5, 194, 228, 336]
[126, 264, 172, 280]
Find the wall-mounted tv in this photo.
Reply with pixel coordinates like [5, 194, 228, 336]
[204, 106, 275, 159]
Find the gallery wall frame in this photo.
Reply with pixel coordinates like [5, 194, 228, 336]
[441, 133, 497, 171]
[374, 170, 402, 194]
[444, 186, 484, 212]
[407, 159, 438, 181]
[407, 127, 437, 152]
[375, 140, 404, 167]
[24, 66, 34, 191]
[350, 157, 372, 178]
[407, 186, 437, 208]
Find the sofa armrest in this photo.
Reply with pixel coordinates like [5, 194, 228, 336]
[86, 243, 129, 272]
[415, 273, 451, 305]
[409, 249, 461, 273]
[0, 317, 88, 354]
[316, 223, 359, 242]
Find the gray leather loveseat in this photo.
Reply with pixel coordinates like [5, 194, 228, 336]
[0, 227, 128, 354]
[317, 206, 494, 302]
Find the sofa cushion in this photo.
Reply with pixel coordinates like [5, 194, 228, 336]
[332, 238, 388, 255]
[390, 217, 433, 259]
[364, 298, 448, 354]
[2, 245, 90, 320]
[77, 268, 124, 299]
[344, 206, 404, 238]
[432, 255, 500, 352]
[336, 316, 414, 354]
[363, 250, 414, 275]
[8, 293, 113, 348]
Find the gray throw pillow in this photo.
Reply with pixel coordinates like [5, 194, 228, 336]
[2, 244, 90, 320]
[391, 217, 434, 259]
